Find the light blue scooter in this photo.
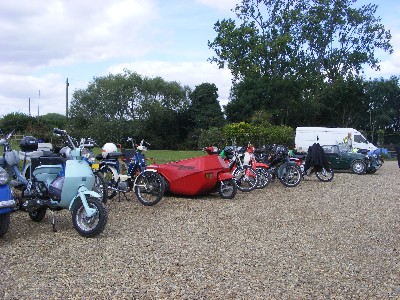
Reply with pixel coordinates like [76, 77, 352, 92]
[1, 129, 108, 237]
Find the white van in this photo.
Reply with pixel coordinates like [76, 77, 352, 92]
[295, 127, 377, 153]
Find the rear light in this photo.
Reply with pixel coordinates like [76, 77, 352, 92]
[205, 173, 213, 179]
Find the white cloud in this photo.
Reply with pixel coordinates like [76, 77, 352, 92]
[195, 0, 239, 12]
[108, 60, 233, 106]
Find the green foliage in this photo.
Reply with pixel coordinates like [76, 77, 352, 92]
[199, 122, 294, 148]
[377, 129, 385, 146]
[189, 83, 226, 130]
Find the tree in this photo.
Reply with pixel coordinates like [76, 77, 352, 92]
[209, 0, 392, 82]
[189, 83, 226, 130]
[69, 70, 192, 148]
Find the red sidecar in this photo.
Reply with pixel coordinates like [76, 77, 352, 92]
[146, 154, 237, 199]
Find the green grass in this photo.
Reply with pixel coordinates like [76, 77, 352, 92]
[90, 147, 206, 164]
[145, 150, 206, 164]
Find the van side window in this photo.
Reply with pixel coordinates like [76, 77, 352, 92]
[354, 134, 367, 143]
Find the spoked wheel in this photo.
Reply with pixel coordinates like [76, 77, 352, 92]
[279, 165, 301, 187]
[0, 213, 11, 237]
[255, 166, 270, 189]
[134, 171, 165, 206]
[316, 168, 334, 182]
[72, 197, 108, 238]
[218, 179, 237, 199]
[29, 207, 47, 222]
[233, 165, 259, 192]
[100, 167, 118, 199]
[93, 172, 108, 203]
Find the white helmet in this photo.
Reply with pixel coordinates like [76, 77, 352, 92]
[102, 143, 118, 158]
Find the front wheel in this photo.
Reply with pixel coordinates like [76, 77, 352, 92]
[134, 171, 165, 206]
[316, 168, 334, 182]
[72, 197, 108, 238]
[351, 160, 366, 174]
[218, 179, 237, 199]
[0, 213, 11, 237]
[279, 165, 301, 187]
[233, 165, 259, 192]
[255, 166, 270, 189]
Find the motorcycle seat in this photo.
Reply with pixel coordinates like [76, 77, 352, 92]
[96, 152, 124, 160]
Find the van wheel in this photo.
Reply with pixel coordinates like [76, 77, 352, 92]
[351, 160, 366, 174]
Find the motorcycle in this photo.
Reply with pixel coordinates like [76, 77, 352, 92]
[146, 146, 237, 199]
[290, 146, 334, 182]
[253, 144, 302, 187]
[244, 143, 271, 189]
[220, 143, 259, 192]
[1, 129, 108, 237]
[79, 137, 108, 203]
[0, 166, 17, 237]
[96, 138, 165, 206]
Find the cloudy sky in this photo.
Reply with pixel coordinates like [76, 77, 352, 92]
[0, 0, 399, 117]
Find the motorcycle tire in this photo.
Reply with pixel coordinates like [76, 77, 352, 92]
[279, 165, 301, 187]
[218, 179, 237, 199]
[255, 166, 270, 189]
[72, 197, 108, 238]
[233, 165, 259, 192]
[0, 213, 11, 237]
[134, 171, 165, 206]
[100, 166, 118, 199]
[316, 168, 334, 182]
[29, 207, 47, 222]
[93, 172, 108, 203]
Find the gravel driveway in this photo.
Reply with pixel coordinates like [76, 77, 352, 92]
[1, 161, 399, 299]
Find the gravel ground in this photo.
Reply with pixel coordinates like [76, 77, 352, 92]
[1, 161, 399, 299]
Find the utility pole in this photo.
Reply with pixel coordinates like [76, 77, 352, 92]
[38, 90, 40, 117]
[28, 98, 31, 116]
[66, 78, 69, 119]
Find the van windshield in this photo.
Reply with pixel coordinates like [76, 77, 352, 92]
[354, 134, 367, 144]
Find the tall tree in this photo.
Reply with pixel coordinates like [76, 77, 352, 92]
[189, 83, 226, 130]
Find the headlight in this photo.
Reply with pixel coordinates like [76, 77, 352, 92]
[0, 167, 10, 185]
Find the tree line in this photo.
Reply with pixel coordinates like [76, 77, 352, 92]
[1, 0, 399, 148]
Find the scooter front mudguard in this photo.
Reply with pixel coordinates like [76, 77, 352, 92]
[0, 184, 16, 214]
[69, 186, 101, 218]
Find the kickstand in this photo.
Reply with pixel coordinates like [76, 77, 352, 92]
[51, 210, 57, 232]
[118, 192, 129, 201]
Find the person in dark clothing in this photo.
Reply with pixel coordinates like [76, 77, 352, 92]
[395, 145, 400, 168]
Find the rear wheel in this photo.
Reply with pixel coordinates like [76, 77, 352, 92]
[134, 171, 165, 206]
[0, 213, 11, 237]
[100, 166, 118, 199]
[29, 207, 47, 222]
[233, 165, 259, 192]
[279, 165, 301, 187]
[219, 179, 237, 199]
[316, 168, 334, 182]
[72, 197, 108, 238]
[351, 160, 366, 174]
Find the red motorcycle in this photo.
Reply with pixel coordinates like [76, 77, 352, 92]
[146, 147, 237, 199]
[244, 143, 271, 189]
